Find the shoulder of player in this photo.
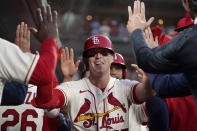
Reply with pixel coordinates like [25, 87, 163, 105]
[0, 38, 16, 47]
[58, 78, 87, 88]
[115, 79, 140, 87]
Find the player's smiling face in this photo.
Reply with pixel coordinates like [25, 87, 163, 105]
[87, 48, 114, 75]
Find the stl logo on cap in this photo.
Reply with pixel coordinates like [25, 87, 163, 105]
[92, 36, 100, 44]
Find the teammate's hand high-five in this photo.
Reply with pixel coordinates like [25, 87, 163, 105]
[127, 0, 154, 33]
[0, 4, 59, 105]
[144, 27, 159, 49]
[15, 22, 30, 53]
[30, 5, 58, 42]
[60, 47, 80, 82]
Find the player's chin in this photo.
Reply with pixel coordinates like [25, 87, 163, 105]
[95, 69, 103, 73]
[111, 74, 117, 79]
[94, 64, 103, 68]
[94, 65, 103, 70]
[94, 68, 105, 74]
[93, 65, 108, 73]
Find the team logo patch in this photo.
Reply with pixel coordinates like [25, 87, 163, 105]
[92, 36, 100, 44]
[74, 91, 127, 129]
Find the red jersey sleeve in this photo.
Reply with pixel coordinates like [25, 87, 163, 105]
[29, 38, 57, 86]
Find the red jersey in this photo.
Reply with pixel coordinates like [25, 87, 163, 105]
[166, 95, 197, 131]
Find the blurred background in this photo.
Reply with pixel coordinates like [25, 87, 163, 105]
[0, 0, 186, 80]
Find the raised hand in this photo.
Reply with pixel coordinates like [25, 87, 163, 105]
[60, 47, 80, 82]
[131, 64, 156, 102]
[131, 64, 144, 82]
[144, 27, 158, 48]
[30, 5, 58, 42]
[127, 0, 154, 33]
[14, 22, 30, 52]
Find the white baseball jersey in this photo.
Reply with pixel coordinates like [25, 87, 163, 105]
[56, 77, 148, 130]
[0, 38, 39, 103]
[0, 85, 59, 131]
[129, 104, 148, 131]
[0, 38, 39, 83]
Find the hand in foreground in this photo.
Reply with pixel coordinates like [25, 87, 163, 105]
[127, 0, 154, 33]
[131, 64, 145, 81]
[30, 5, 59, 42]
[144, 27, 158, 48]
[131, 64, 156, 102]
[60, 47, 80, 82]
[14, 22, 30, 52]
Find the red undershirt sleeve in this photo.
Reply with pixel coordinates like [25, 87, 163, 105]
[29, 38, 57, 86]
[35, 69, 60, 105]
[33, 88, 65, 109]
[132, 83, 143, 104]
[28, 38, 63, 107]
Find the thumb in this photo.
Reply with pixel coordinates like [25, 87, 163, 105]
[146, 17, 154, 28]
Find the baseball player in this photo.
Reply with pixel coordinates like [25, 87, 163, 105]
[1, 31, 73, 130]
[110, 53, 127, 80]
[34, 35, 155, 130]
[0, 20, 71, 130]
[0, 5, 59, 105]
[0, 83, 71, 131]
[127, 0, 197, 102]
[111, 53, 169, 131]
[110, 53, 148, 131]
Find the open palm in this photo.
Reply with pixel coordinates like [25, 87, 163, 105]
[60, 47, 80, 81]
[14, 22, 30, 52]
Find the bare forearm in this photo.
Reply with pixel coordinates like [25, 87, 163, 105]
[135, 82, 156, 103]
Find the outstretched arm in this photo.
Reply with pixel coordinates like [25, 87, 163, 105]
[29, 5, 60, 105]
[0, 5, 58, 85]
[127, 0, 181, 73]
[132, 64, 190, 98]
[29, 5, 59, 86]
[132, 64, 156, 103]
[148, 73, 191, 98]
